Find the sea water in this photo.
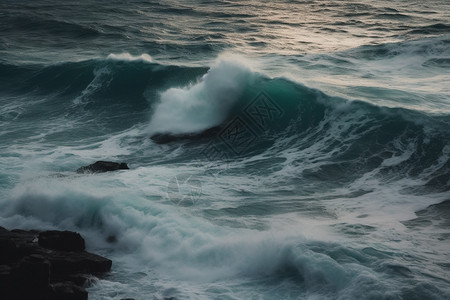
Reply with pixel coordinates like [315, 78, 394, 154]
[0, 1, 449, 299]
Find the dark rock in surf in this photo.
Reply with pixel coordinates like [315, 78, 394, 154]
[39, 230, 85, 252]
[49, 282, 88, 300]
[0, 227, 111, 300]
[0, 265, 12, 293]
[150, 126, 222, 144]
[0, 238, 16, 263]
[47, 250, 112, 276]
[76, 161, 129, 173]
[15, 254, 51, 299]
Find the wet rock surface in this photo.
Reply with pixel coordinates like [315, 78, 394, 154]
[150, 126, 222, 144]
[0, 226, 111, 300]
[76, 161, 129, 173]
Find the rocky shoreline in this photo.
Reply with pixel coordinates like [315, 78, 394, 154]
[0, 227, 112, 300]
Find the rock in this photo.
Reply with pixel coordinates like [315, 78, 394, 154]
[76, 161, 129, 173]
[150, 126, 222, 144]
[0, 264, 12, 279]
[0, 228, 111, 300]
[49, 282, 88, 300]
[48, 250, 112, 276]
[0, 238, 16, 263]
[14, 255, 50, 297]
[0, 228, 38, 262]
[106, 235, 117, 243]
[62, 274, 91, 287]
[0, 264, 12, 289]
[39, 231, 85, 252]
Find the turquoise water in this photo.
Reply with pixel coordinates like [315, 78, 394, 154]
[1, 1, 449, 299]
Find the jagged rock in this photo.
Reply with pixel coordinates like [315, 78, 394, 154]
[48, 250, 112, 275]
[106, 235, 117, 243]
[39, 231, 85, 252]
[0, 238, 16, 263]
[150, 126, 221, 144]
[76, 161, 129, 173]
[49, 282, 88, 300]
[0, 227, 38, 262]
[0, 264, 12, 280]
[0, 265, 12, 290]
[0, 228, 111, 300]
[62, 274, 91, 287]
[14, 254, 50, 298]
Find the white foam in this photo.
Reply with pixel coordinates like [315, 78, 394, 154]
[107, 53, 153, 63]
[147, 55, 252, 135]
[1, 152, 447, 298]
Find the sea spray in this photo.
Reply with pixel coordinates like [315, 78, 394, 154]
[147, 56, 253, 135]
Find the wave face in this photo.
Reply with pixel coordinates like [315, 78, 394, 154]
[1, 0, 450, 299]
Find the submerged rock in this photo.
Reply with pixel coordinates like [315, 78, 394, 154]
[76, 161, 129, 173]
[150, 126, 222, 144]
[0, 227, 111, 300]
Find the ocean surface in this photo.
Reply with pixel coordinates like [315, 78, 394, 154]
[1, 0, 449, 299]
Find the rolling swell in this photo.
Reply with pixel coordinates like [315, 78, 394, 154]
[0, 57, 206, 133]
[1, 56, 449, 194]
[194, 76, 450, 193]
[0, 58, 205, 103]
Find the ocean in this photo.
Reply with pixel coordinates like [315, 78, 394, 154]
[0, 0, 449, 299]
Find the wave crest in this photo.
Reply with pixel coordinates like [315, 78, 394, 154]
[148, 56, 252, 135]
[107, 52, 153, 63]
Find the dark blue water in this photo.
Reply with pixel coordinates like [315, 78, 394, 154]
[1, 1, 449, 299]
